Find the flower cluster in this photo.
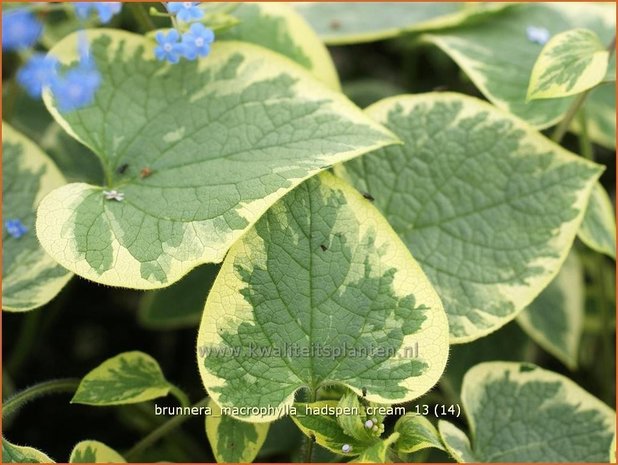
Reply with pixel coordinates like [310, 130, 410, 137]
[16, 36, 101, 112]
[154, 2, 215, 64]
[74, 2, 123, 24]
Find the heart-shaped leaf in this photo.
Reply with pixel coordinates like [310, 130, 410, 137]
[578, 183, 616, 259]
[424, 3, 616, 146]
[439, 362, 615, 462]
[197, 172, 449, 421]
[517, 251, 584, 369]
[527, 28, 610, 100]
[69, 441, 125, 463]
[72, 351, 172, 405]
[3, 123, 72, 312]
[206, 400, 269, 463]
[218, 2, 340, 90]
[37, 30, 397, 289]
[335, 93, 603, 342]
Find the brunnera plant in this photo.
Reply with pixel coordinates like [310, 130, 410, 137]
[2, 2, 616, 464]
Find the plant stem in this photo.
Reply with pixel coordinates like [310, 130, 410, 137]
[125, 396, 210, 461]
[169, 384, 190, 408]
[129, 3, 156, 33]
[551, 34, 616, 144]
[576, 109, 594, 160]
[302, 389, 317, 463]
[2, 378, 80, 421]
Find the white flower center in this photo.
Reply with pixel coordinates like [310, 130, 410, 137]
[195, 37, 204, 47]
[164, 43, 173, 52]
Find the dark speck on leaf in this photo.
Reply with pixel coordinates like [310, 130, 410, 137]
[310, 434, 316, 443]
[330, 19, 341, 30]
[361, 192, 375, 202]
[519, 363, 537, 373]
[116, 163, 129, 174]
[362, 387, 367, 397]
[320, 244, 328, 251]
[140, 167, 153, 178]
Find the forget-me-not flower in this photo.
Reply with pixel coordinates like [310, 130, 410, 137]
[74, 2, 123, 24]
[167, 2, 204, 22]
[181, 23, 215, 60]
[2, 9, 43, 51]
[5, 219, 28, 239]
[155, 29, 185, 64]
[526, 26, 550, 45]
[17, 53, 59, 98]
[50, 64, 101, 112]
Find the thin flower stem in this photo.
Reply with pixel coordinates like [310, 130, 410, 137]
[551, 34, 616, 144]
[576, 109, 594, 161]
[302, 389, 317, 463]
[2, 378, 80, 420]
[125, 396, 210, 461]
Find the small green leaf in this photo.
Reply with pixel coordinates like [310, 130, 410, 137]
[424, 3, 615, 145]
[217, 2, 340, 90]
[197, 172, 449, 421]
[292, 401, 371, 456]
[439, 362, 616, 462]
[578, 182, 616, 259]
[139, 264, 218, 329]
[517, 251, 584, 368]
[394, 413, 445, 454]
[437, 421, 477, 463]
[38, 30, 398, 289]
[295, 3, 512, 45]
[336, 392, 377, 443]
[528, 28, 610, 100]
[335, 93, 603, 342]
[206, 400, 269, 463]
[72, 351, 172, 405]
[69, 440, 125, 463]
[351, 433, 399, 463]
[3, 122, 72, 312]
[2, 438, 54, 463]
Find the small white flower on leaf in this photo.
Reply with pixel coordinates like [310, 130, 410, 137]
[341, 444, 352, 453]
[526, 26, 550, 45]
[103, 190, 124, 201]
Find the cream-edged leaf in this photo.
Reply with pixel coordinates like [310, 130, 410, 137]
[423, 3, 616, 146]
[394, 413, 445, 454]
[528, 28, 610, 100]
[37, 30, 398, 289]
[71, 351, 171, 405]
[2, 438, 54, 463]
[3, 123, 73, 312]
[335, 93, 602, 342]
[69, 440, 125, 463]
[578, 182, 616, 259]
[295, 3, 513, 45]
[517, 251, 584, 368]
[197, 172, 449, 421]
[440, 362, 616, 462]
[206, 400, 269, 463]
[217, 2, 340, 90]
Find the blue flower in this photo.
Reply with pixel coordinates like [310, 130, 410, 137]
[50, 64, 101, 112]
[5, 219, 28, 239]
[526, 26, 550, 45]
[74, 2, 122, 24]
[181, 23, 214, 60]
[2, 9, 43, 51]
[167, 2, 204, 22]
[17, 53, 59, 98]
[155, 29, 185, 64]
